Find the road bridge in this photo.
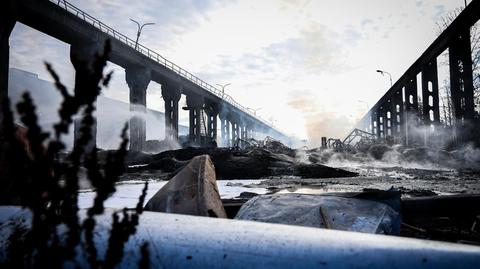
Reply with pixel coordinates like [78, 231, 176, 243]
[0, 0, 290, 150]
[351, 0, 480, 147]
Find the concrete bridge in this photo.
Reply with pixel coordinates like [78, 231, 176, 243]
[0, 0, 289, 150]
[352, 0, 480, 147]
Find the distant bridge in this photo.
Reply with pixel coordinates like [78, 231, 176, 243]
[0, 0, 290, 150]
[351, 0, 480, 147]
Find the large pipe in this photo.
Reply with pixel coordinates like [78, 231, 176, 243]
[1, 207, 479, 268]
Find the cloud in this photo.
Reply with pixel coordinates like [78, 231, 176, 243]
[288, 90, 355, 146]
[195, 23, 349, 86]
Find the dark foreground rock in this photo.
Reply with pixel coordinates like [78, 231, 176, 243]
[128, 147, 358, 180]
[144, 155, 227, 218]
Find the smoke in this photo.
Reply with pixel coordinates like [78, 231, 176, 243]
[288, 94, 355, 147]
[8, 68, 186, 151]
[299, 140, 480, 172]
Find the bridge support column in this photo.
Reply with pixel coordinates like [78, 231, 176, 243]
[0, 16, 15, 139]
[205, 104, 218, 144]
[231, 119, 240, 147]
[404, 77, 419, 146]
[385, 100, 393, 139]
[422, 59, 440, 125]
[126, 66, 151, 151]
[449, 30, 475, 143]
[392, 88, 404, 143]
[187, 95, 203, 146]
[376, 108, 383, 139]
[220, 115, 230, 147]
[421, 59, 440, 146]
[246, 123, 253, 140]
[240, 123, 247, 147]
[371, 111, 378, 138]
[70, 41, 103, 152]
[162, 84, 181, 141]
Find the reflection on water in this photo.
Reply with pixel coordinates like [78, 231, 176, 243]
[78, 179, 266, 209]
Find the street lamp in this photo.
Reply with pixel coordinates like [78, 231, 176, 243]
[216, 83, 231, 97]
[358, 100, 369, 111]
[130, 19, 155, 50]
[376, 69, 393, 87]
[247, 107, 262, 115]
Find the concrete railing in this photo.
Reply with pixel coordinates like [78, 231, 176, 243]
[50, 0, 280, 131]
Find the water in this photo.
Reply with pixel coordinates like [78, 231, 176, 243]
[78, 179, 266, 209]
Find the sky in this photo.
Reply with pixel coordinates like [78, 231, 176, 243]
[9, 0, 471, 146]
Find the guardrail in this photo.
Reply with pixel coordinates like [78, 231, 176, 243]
[50, 0, 280, 131]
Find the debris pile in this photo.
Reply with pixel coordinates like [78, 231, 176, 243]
[126, 143, 358, 180]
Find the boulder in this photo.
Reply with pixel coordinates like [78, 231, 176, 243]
[144, 155, 227, 218]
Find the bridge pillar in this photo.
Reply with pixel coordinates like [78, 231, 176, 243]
[392, 88, 404, 142]
[186, 94, 203, 146]
[449, 30, 475, 143]
[205, 103, 218, 144]
[125, 66, 151, 151]
[230, 118, 240, 147]
[240, 122, 247, 147]
[161, 83, 181, 141]
[385, 100, 393, 138]
[0, 15, 15, 139]
[376, 107, 384, 139]
[70, 41, 104, 152]
[404, 77, 419, 146]
[246, 122, 253, 140]
[422, 59, 440, 125]
[220, 114, 230, 147]
[371, 111, 378, 138]
[421, 59, 440, 146]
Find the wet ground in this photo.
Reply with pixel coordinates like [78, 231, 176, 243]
[254, 166, 480, 198]
[78, 179, 267, 209]
[79, 162, 480, 209]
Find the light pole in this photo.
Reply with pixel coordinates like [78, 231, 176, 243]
[130, 19, 155, 50]
[247, 107, 262, 115]
[376, 69, 393, 87]
[358, 100, 369, 111]
[216, 83, 231, 97]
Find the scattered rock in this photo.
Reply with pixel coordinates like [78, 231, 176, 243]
[236, 192, 259, 199]
[368, 144, 391, 160]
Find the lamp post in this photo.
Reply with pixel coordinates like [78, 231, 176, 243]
[130, 19, 155, 50]
[358, 100, 369, 111]
[376, 69, 393, 87]
[216, 83, 231, 97]
[247, 107, 262, 115]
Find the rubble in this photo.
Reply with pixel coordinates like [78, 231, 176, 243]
[129, 147, 357, 179]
